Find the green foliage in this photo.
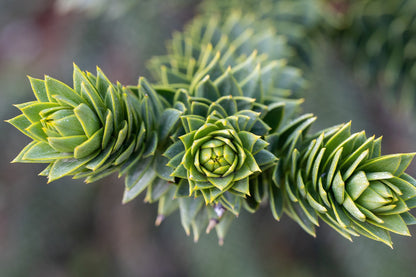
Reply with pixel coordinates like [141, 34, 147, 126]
[327, 0, 416, 113]
[8, 65, 162, 183]
[7, 1, 416, 247]
[148, 11, 306, 100]
[200, 0, 323, 66]
[166, 95, 277, 211]
[147, 12, 306, 241]
[269, 120, 416, 247]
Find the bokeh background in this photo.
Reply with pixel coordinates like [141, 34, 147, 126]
[1, 0, 416, 276]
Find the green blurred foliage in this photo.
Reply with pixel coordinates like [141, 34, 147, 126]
[325, 0, 416, 117]
[2, 0, 416, 276]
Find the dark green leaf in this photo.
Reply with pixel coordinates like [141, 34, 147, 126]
[123, 157, 156, 203]
[159, 108, 182, 140]
[179, 197, 204, 236]
[195, 75, 220, 101]
[214, 68, 243, 97]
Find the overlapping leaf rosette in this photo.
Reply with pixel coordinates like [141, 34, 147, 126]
[7, 65, 163, 183]
[165, 95, 277, 209]
[269, 120, 416, 247]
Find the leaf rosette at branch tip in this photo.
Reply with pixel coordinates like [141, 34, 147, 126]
[164, 95, 278, 215]
[7, 64, 164, 183]
[269, 121, 416, 247]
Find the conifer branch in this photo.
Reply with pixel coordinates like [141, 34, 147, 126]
[7, 3, 416, 247]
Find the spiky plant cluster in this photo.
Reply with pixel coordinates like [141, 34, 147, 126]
[8, 6, 416, 247]
[268, 118, 416, 247]
[327, 0, 416, 113]
[165, 95, 278, 212]
[7, 66, 162, 183]
[145, 12, 305, 241]
[148, 11, 306, 101]
[155, 93, 283, 243]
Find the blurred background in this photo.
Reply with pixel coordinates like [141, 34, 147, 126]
[1, 0, 416, 276]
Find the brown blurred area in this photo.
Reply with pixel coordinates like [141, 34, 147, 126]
[2, 1, 416, 277]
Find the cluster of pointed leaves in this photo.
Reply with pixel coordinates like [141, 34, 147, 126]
[8, 65, 164, 183]
[142, 12, 309, 243]
[328, 0, 416, 113]
[8, 8, 416, 247]
[268, 117, 416, 247]
[148, 11, 306, 103]
[111, 83, 183, 204]
[149, 60, 291, 242]
[146, 82, 287, 243]
[164, 95, 278, 214]
[8, 12, 307, 245]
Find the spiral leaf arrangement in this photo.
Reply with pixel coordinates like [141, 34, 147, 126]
[148, 11, 306, 102]
[269, 120, 416, 247]
[166, 95, 277, 211]
[8, 6, 416, 247]
[8, 65, 161, 183]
